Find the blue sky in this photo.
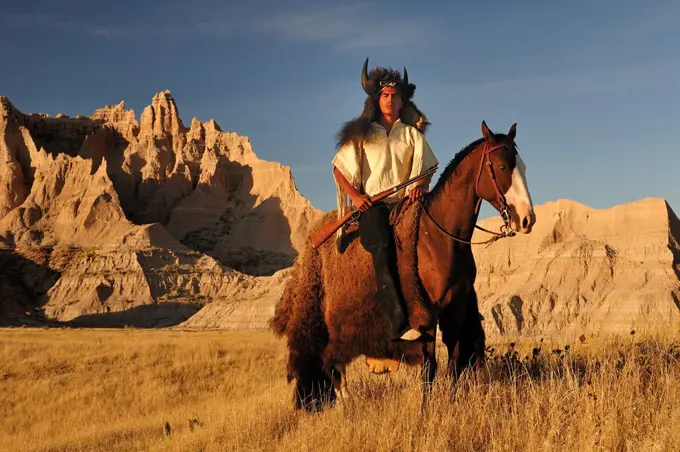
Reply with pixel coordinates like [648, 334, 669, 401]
[1, 0, 679, 218]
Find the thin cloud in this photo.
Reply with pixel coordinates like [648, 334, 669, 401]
[253, 3, 438, 50]
[431, 60, 680, 103]
[1, 13, 53, 30]
[0, 13, 233, 39]
[1, 4, 435, 47]
[53, 20, 135, 38]
[1, 13, 129, 37]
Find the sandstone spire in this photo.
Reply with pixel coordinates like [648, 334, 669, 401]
[139, 90, 185, 137]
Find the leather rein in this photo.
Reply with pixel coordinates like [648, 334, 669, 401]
[418, 141, 517, 247]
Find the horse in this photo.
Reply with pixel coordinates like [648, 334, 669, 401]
[270, 121, 536, 412]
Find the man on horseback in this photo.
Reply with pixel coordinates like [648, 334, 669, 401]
[331, 58, 438, 342]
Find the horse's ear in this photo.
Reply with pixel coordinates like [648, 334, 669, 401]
[481, 121, 495, 142]
[508, 123, 517, 140]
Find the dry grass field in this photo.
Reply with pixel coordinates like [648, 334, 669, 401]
[2, 327, 680, 451]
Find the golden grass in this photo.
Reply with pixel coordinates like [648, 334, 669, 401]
[2, 328, 680, 451]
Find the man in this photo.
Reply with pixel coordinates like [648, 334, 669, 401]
[331, 58, 439, 342]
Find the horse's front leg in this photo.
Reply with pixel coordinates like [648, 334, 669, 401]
[457, 289, 486, 373]
[438, 297, 467, 379]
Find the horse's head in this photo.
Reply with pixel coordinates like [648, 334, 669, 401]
[475, 121, 536, 234]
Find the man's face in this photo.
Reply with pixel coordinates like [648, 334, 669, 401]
[378, 86, 403, 118]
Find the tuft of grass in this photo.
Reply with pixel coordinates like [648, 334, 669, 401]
[1, 328, 680, 451]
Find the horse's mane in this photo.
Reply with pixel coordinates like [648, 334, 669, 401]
[428, 133, 517, 200]
[428, 137, 485, 198]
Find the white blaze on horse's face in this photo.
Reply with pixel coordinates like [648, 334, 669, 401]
[505, 153, 536, 233]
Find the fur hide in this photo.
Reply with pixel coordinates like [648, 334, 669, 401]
[270, 199, 431, 385]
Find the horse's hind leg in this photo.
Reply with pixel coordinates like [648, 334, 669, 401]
[420, 326, 438, 411]
[292, 352, 336, 412]
[322, 345, 349, 406]
[289, 325, 336, 412]
[331, 364, 349, 406]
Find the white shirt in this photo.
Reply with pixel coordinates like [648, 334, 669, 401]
[332, 119, 439, 205]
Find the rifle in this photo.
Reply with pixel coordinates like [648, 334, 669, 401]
[309, 166, 438, 249]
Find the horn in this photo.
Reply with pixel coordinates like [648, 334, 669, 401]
[361, 57, 372, 94]
[402, 66, 409, 88]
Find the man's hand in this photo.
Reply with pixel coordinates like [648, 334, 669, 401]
[408, 186, 425, 203]
[351, 193, 373, 212]
[333, 166, 372, 212]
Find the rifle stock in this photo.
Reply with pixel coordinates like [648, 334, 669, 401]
[308, 209, 356, 249]
[308, 166, 438, 249]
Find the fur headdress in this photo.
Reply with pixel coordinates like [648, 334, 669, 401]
[335, 57, 430, 149]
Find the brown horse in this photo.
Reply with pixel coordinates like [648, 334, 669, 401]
[270, 121, 536, 411]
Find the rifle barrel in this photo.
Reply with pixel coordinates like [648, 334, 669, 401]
[393, 166, 438, 192]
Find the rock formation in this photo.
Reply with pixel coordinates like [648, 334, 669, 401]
[179, 267, 293, 330]
[0, 91, 321, 269]
[2, 91, 678, 337]
[472, 197, 680, 339]
[0, 91, 322, 326]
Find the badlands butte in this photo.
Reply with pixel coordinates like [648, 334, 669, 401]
[0, 91, 678, 338]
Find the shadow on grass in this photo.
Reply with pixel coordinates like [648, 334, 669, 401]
[64, 302, 203, 328]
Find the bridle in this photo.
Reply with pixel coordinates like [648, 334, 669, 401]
[418, 140, 517, 247]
